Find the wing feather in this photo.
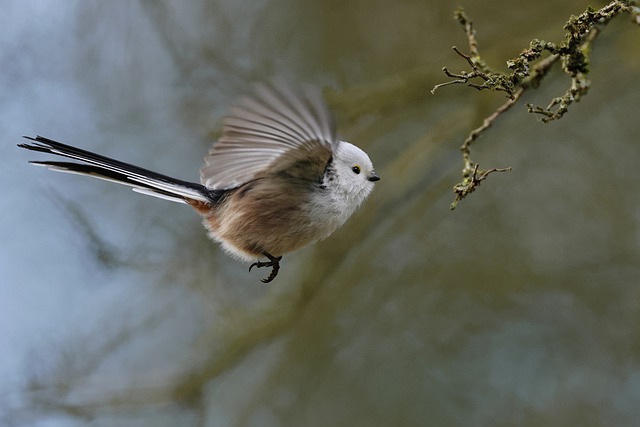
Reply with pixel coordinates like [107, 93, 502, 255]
[200, 80, 338, 190]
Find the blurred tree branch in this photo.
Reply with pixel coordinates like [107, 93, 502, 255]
[432, 0, 639, 209]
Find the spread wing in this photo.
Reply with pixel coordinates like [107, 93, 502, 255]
[200, 80, 338, 190]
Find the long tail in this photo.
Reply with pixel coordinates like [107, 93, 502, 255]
[19, 135, 220, 204]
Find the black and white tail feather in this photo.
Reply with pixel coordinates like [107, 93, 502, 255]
[18, 136, 220, 204]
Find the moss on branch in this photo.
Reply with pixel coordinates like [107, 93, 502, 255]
[432, 1, 638, 209]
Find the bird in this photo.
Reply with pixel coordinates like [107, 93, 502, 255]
[18, 80, 380, 283]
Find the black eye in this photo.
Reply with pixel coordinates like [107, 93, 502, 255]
[352, 166, 361, 174]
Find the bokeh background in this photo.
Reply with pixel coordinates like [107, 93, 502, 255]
[2, 1, 640, 426]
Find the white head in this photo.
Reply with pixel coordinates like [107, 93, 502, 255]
[330, 141, 380, 208]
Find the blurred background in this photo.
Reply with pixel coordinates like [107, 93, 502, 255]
[1, 1, 639, 426]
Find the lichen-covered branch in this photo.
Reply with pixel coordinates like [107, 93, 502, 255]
[433, 1, 638, 209]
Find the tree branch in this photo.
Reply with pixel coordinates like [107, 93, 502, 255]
[432, 1, 637, 209]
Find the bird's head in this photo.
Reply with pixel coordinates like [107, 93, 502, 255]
[330, 141, 379, 207]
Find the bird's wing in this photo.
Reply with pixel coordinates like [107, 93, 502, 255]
[200, 80, 338, 190]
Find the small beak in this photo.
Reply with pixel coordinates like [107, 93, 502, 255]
[367, 171, 381, 182]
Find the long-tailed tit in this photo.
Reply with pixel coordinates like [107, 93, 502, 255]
[19, 81, 379, 282]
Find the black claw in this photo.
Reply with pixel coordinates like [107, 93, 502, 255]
[248, 252, 282, 283]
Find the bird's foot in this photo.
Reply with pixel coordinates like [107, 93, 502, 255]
[249, 252, 282, 283]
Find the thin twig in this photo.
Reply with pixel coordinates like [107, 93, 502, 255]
[431, 47, 514, 97]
